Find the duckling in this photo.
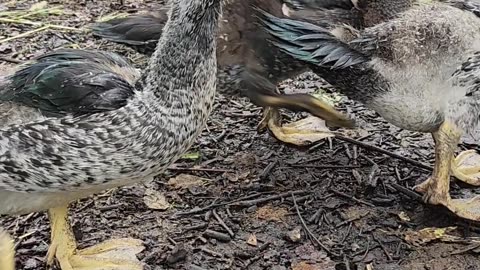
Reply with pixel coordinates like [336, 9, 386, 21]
[259, 0, 480, 220]
[0, 229, 14, 270]
[0, 0, 223, 268]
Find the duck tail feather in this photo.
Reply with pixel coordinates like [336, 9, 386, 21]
[255, 7, 368, 70]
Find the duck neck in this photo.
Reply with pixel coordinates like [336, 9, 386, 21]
[138, 1, 221, 116]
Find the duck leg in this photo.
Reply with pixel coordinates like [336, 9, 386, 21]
[255, 94, 354, 146]
[260, 107, 335, 145]
[47, 206, 144, 270]
[0, 229, 14, 270]
[414, 122, 480, 221]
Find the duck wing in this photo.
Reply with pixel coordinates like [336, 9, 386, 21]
[90, 11, 167, 54]
[1, 49, 139, 117]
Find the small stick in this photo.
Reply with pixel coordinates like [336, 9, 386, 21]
[336, 212, 369, 228]
[289, 164, 361, 169]
[372, 233, 393, 261]
[168, 166, 234, 173]
[388, 183, 422, 201]
[212, 210, 235, 238]
[199, 247, 223, 257]
[203, 229, 231, 242]
[330, 189, 375, 207]
[175, 193, 264, 216]
[0, 57, 22, 64]
[292, 193, 338, 256]
[450, 243, 480, 255]
[0, 25, 50, 44]
[0, 18, 83, 32]
[259, 159, 278, 179]
[344, 254, 351, 270]
[230, 190, 309, 207]
[336, 135, 433, 171]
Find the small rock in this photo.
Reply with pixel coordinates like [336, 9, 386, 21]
[287, 227, 302, 243]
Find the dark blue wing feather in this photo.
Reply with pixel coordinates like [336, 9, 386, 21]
[255, 7, 369, 70]
[2, 49, 138, 116]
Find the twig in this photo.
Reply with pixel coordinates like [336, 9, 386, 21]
[212, 210, 235, 238]
[189, 265, 208, 270]
[167, 166, 234, 173]
[203, 229, 231, 242]
[199, 247, 223, 257]
[0, 25, 50, 44]
[336, 212, 369, 228]
[450, 243, 480, 255]
[230, 190, 309, 207]
[330, 189, 376, 208]
[259, 158, 278, 179]
[175, 193, 264, 216]
[372, 233, 393, 261]
[336, 135, 433, 171]
[0, 56, 22, 64]
[0, 18, 83, 32]
[291, 193, 339, 256]
[344, 254, 351, 270]
[289, 164, 361, 169]
[388, 183, 423, 201]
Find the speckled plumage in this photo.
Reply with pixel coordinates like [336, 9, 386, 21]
[91, 0, 411, 115]
[261, 1, 480, 135]
[0, 0, 222, 215]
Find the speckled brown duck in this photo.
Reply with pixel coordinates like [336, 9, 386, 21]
[92, 0, 416, 145]
[260, 0, 480, 220]
[0, 0, 223, 268]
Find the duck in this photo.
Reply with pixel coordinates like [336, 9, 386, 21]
[92, 0, 416, 145]
[92, 0, 380, 145]
[0, 0, 223, 268]
[0, 229, 14, 270]
[259, 0, 480, 220]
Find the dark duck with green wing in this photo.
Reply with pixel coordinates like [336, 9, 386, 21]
[0, 0, 223, 268]
[259, 0, 480, 220]
[93, 0, 415, 145]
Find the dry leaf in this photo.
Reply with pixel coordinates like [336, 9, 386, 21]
[224, 170, 250, 182]
[398, 211, 411, 222]
[454, 150, 480, 181]
[167, 174, 208, 190]
[254, 205, 288, 223]
[143, 189, 170, 210]
[271, 116, 335, 146]
[405, 227, 457, 246]
[180, 152, 200, 160]
[247, 234, 257, 246]
[292, 244, 335, 270]
[292, 262, 318, 270]
[292, 261, 335, 270]
[366, 263, 374, 270]
[82, 238, 144, 269]
[30, 1, 48, 11]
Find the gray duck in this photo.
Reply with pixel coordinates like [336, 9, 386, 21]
[0, 0, 223, 268]
[93, 0, 394, 145]
[260, 0, 480, 220]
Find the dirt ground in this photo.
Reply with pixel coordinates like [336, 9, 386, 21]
[1, 1, 480, 270]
